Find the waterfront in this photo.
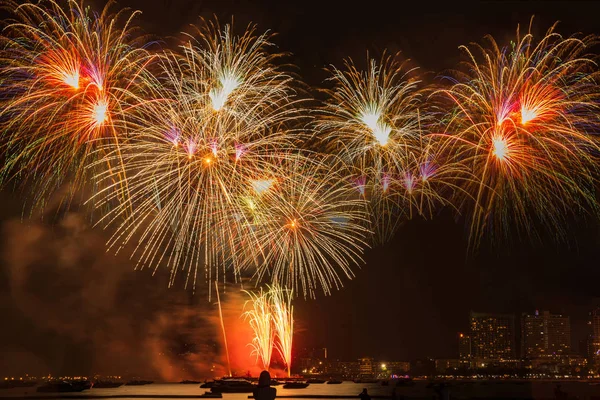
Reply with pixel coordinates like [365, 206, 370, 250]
[3, 381, 600, 400]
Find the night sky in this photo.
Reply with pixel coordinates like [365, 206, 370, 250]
[2, 0, 600, 378]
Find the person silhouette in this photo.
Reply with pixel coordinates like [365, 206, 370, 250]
[253, 371, 276, 400]
[359, 388, 371, 400]
[433, 383, 449, 400]
[554, 384, 567, 400]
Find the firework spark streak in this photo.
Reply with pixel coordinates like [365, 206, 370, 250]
[243, 288, 274, 371]
[434, 21, 600, 246]
[242, 285, 293, 374]
[0, 0, 151, 211]
[215, 281, 232, 377]
[269, 285, 294, 377]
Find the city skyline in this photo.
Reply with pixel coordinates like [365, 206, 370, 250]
[4, 306, 600, 378]
[296, 308, 598, 362]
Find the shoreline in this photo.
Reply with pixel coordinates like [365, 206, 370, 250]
[0, 397, 544, 400]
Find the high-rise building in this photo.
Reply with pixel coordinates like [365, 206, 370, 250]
[458, 333, 472, 359]
[470, 311, 515, 360]
[521, 310, 571, 358]
[579, 336, 591, 360]
[358, 357, 374, 377]
[590, 308, 600, 363]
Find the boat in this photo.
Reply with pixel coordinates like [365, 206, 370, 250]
[0, 381, 37, 389]
[200, 381, 216, 388]
[282, 381, 309, 389]
[326, 379, 342, 384]
[307, 378, 326, 384]
[270, 380, 282, 386]
[353, 378, 379, 383]
[199, 392, 223, 398]
[125, 380, 154, 386]
[395, 377, 414, 387]
[36, 381, 86, 393]
[180, 380, 201, 384]
[210, 378, 256, 393]
[71, 380, 93, 390]
[93, 381, 124, 388]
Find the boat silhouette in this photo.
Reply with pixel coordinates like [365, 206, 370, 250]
[283, 381, 309, 389]
[36, 381, 86, 393]
[199, 391, 222, 398]
[93, 381, 124, 388]
[125, 380, 153, 386]
[0, 381, 37, 389]
[209, 378, 256, 393]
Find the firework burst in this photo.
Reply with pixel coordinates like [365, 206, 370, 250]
[315, 55, 443, 243]
[237, 155, 370, 297]
[435, 21, 600, 246]
[91, 20, 304, 292]
[187, 19, 298, 124]
[0, 0, 151, 211]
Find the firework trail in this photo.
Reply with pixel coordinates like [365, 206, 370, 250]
[269, 285, 294, 377]
[0, 0, 151, 211]
[434, 21, 600, 246]
[215, 281, 232, 377]
[243, 288, 274, 371]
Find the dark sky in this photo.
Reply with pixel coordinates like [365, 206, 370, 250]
[3, 0, 600, 378]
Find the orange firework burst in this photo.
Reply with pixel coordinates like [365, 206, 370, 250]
[434, 21, 600, 246]
[0, 0, 151, 211]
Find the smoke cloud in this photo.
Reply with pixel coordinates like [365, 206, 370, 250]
[0, 191, 264, 380]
